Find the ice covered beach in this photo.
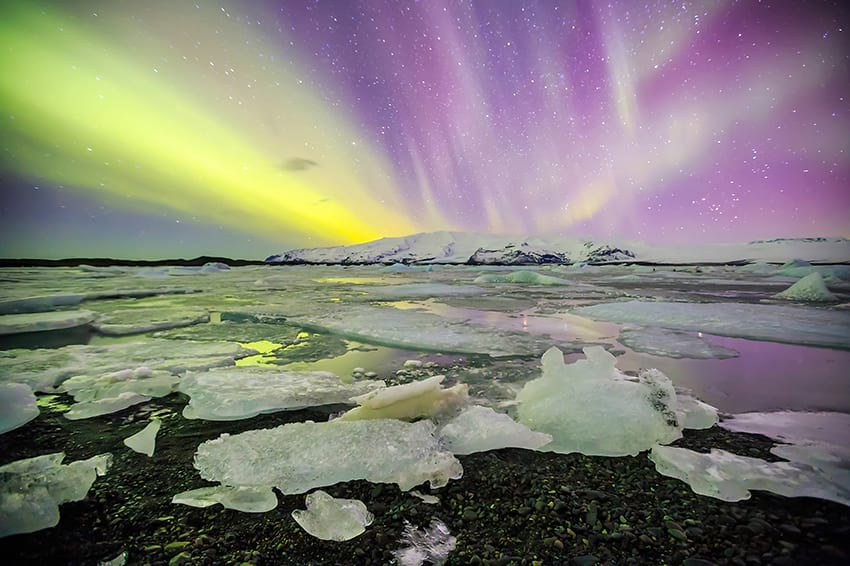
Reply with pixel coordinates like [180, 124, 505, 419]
[1, 238, 850, 565]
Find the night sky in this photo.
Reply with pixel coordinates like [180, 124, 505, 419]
[1, 1, 848, 259]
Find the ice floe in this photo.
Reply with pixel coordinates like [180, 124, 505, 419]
[292, 490, 373, 541]
[178, 367, 385, 420]
[0, 339, 256, 392]
[618, 327, 739, 359]
[573, 300, 850, 349]
[0, 452, 112, 537]
[718, 411, 850, 448]
[0, 382, 39, 434]
[194, 419, 463, 494]
[171, 485, 278, 512]
[0, 294, 85, 315]
[649, 444, 850, 506]
[123, 419, 161, 456]
[65, 391, 153, 420]
[772, 272, 837, 302]
[0, 310, 96, 335]
[336, 375, 467, 421]
[288, 304, 562, 357]
[437, 405, 552, 454]
[473, 270, 570, 285]
[92, 308, 209, 335]
[516, 346, 682, 456]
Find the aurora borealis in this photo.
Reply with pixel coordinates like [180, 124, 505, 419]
[1, 1, 848, 259]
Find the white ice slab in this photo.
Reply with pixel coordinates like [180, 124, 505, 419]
[337, 375, 468, 422]
[516, 346, 682, 456]
[474, 270, 570, 285]
[289, 304, 557, 357]
[0, 382, 39, 434]
[649, 445, 850, 506]
[0, 310, 95, 335]
[0, 452, 112, 537]
[292, 490, 373, 541]
[123, 419, 162, 457]
[574, 300, 850, 349]
[719, 411, 850, 448]
[0, 339, 256, 392]
[438, 405, 552, 454]
[64, 391, 152, 420]
[172, 485, 277, 512]
[618, 327, 739, 359]
[93, 308, 209, 335]
[194, 419, 463, 494]
[179, 368, 385, 420]
[392, 519, 457, 566]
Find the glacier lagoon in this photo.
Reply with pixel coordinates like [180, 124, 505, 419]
[1, 262, 849, 565]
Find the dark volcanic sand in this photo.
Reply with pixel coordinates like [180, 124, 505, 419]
[1, 394, 848, 566]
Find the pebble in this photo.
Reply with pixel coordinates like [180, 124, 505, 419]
[682, 558, 717, 566]
[462, 508, 478, 521]
[164, 541, 190, 553]
[167, 552, 192, 566]
[572, 555, 598, 566]
[365, 371, 378, 378]
[779, 524, 801, 536]
[403, 359, 423, 368]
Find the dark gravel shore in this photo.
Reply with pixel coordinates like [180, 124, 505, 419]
[1, 394, 848, 566]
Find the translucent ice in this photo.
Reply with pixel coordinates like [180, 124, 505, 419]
[0, 452, 112, 537]
[473, 270, 570, 285]
[0, 382, 39, 434]
[0, 294, 85, 315]
[718, 411, 850, 448]
[618, 327, 739, 359]
[649, 445, 850, 506]
[171, 485, 277, 513]
[0, 310, 95, 335]
[676, 394, 719, 430]
[574, 300, 850, 349]
[772, 272, 837, 302]
[516, 346, 682, 456]
[64, 391, 152, 420]
[437, 405, 552, 455]
[292, 490, 373, 541]
[92, 308, 209, 335]
[0, 339, 255, 392]
[123, 419, 161, 457]
[392, 519, 456, 566]
[194, 419, 463, 494]
[289, 304, 555, 357]
[179, 367, 385, 420]
[337, 375, 468, 422]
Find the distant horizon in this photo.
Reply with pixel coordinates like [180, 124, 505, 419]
[1, 230, 848, 263]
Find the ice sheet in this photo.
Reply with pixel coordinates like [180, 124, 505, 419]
[0, 310, 96, 335]
[618, 327, 739, 359]
[574, 300, 850, 349]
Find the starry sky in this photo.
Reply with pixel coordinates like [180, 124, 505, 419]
[1, 0, 848, 259]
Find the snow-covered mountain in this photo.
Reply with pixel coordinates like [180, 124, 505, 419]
[266, 232, 850, 265]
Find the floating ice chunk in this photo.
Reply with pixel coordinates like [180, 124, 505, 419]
[62, 367, 178, 403]
[0, 452, 112, 537]
[178, 368, 385, 420]
[573, 300, 850, 349]
[0, 339, 255, 392]
[0, 310, 95, 335]
[474, 270, 570, 285]
[649, 445, 850, 506]
[410, 490, 439, 504]
[172, 485, 277, 512]
[337, 375, 468, 422]
[0, 294, 85, 315]
[64, 391, 152, 420]
[362, 283, 485, 298]
[718, 411, 850, 448]
[676, 394, 719, 430]
[93, 308, 209, 336]
[292, 490, 374, 541]
[123, 419, 162, 457]
[288, 304, 555, 357]
[772, 272, 837, 302]
[618, 327, 739, 359]
[392, 519, 456, 566]
[194, 419, 463, 494]
[438, 405, 552, 455]
[0, 383, 39, 434]
[516, 346, 681, 456]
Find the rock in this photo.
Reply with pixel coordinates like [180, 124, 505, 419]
[167, 551, 192, 566]
[683, 558, 717, 566]
[164, 541, 190, 553]
[572, 555, 598, 566]
[462, 508, 478, 521]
